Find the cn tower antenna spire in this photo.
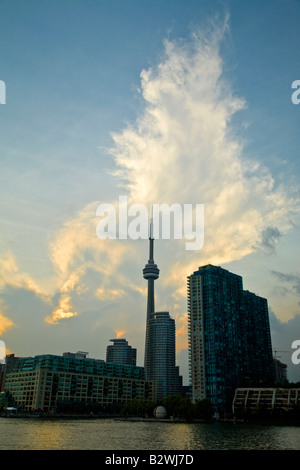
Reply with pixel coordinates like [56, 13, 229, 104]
[149, 205, 154, 262]
[150, 205, 153, 238]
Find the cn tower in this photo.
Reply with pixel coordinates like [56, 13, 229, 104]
[143, 210, 159, 379]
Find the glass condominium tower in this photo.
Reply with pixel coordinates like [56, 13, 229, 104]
[106, 338, 137, 366]
[147, 311, 181, 400]
[187, 264, 274, 415]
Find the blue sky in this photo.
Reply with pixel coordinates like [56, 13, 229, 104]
[0, 0, 300, 383]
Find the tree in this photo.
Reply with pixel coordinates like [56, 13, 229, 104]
[162, 395, 182, 417]
[162, 394, 213, 421]
[122, 399, 156, 417]
[193, 399, 214, 419]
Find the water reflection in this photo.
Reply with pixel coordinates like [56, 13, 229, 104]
[0, 419, 299, 450]
[2, 419, 77, 450]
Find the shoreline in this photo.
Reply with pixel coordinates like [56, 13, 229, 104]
[1, 413, 299, 426]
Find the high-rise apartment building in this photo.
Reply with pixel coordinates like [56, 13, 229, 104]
[146, 311, 182, 400]
[242, 289, 274, 383]
[106, 338, 136, 366]
[187, 264, 275, 414]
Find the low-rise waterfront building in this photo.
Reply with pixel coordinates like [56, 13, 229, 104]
[232, 387, 300, 415]
[3, 353, 156, 412]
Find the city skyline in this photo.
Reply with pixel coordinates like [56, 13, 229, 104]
[0, 1, 300, 385]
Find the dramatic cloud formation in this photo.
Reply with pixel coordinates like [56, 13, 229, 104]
[107, 18, 297, 296]
[40, 17, 298, 336]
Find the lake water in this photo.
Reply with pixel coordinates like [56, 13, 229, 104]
[0, 418, 299, 450]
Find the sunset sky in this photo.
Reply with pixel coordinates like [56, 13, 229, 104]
[0, 0, 300, 383]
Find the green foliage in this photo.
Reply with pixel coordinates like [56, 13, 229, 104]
[122, 399, 156, 417]
[47, 394, 214, 420]
[192, 398, 214, 419]
[162, 395, 183, 416]
[0, 391, 17, 410]
[120, 395, 213, 420]
[162, 395, 213, 421]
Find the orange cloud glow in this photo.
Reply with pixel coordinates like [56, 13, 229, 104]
[115, 329, 127, 339]
[45, 295, 78, 325]
[175, 312, 188, 354]
[0, 312, 14, 335]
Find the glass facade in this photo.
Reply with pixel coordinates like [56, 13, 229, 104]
[146, 312, 182, 400]
[106, 338, 137, 366]
[188, 264, 275, 414]
[4, 354, 156, 411]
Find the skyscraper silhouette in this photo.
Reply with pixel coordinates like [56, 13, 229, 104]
[143, 213, 182, 399]
[147, 311, 182, 400]
[143, 213, 159, 380]
[187, 264, 275, 415]
[106, 338, 137, 366]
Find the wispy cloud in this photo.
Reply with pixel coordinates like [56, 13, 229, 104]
[115, 329, 127, 339]
[47, 202, 134, 323]
[256, 226, 282, 255]
[175, 312, 188, 354]
[0, 303, 14, 335]
[271, 270, 300, 299]
[0, 252, 51, 302]
[96, 287, 126, 300]
[45, 294, 78, 325]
